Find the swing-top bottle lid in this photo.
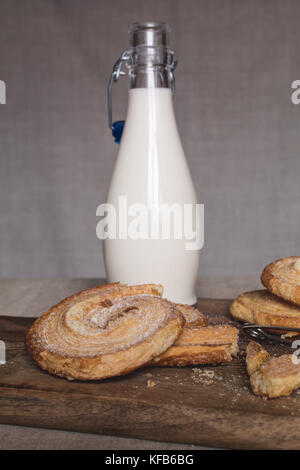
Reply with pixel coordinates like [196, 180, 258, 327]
[128, 22, 171, 48]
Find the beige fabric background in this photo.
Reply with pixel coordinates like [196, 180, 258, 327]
[0, 0, 299, 278]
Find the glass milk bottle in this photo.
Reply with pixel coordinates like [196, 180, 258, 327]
[103, 22, 201, 304]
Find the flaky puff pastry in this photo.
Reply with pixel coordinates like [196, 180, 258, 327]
[150, 324, 239, 367]
[261, 256, 300, 306]
[26, 283, 185, 381]
[230, 289, 300, 329]
[151, 303, 238, 367]
[246, 341, 300, 398]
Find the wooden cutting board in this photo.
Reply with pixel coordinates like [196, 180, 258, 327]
[0, 298, 299, 450]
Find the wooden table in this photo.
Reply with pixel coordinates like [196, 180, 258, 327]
[0, 277, 261, 450]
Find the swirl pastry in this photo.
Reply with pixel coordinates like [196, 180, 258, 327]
[230, 289, 300, 328]
[150, 303, 238, 367]
[26, 283, 185, 381]
[150, 324, 239, 367]
[261, 257, 300, 306]
[174, 303, 208, 328]
[246, 341, 300, 398]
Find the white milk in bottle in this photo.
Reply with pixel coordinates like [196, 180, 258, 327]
[103, 22, 201, 304]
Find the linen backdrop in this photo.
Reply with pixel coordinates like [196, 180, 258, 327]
[0, 0, 299, 278]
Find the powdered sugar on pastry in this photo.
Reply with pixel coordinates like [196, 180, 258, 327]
[25, 283, 184, 381]
[31, 295, 181, 356]
[294, 259, 300, 272]
[261, 257, 300, 306]
[246, 341, 300, 398]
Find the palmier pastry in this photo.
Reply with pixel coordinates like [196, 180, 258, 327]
[230, 289, 300, 329]
[150, 303, 238, 367]
[149, 303, 238, 367]
[26, 283, 185, 381]
[174, 303, 208, 328]
[150, 324, 239, 367]
[246, 340, 270, 376]
[246, 341, 300, 398]
[261, 257, 300, 306]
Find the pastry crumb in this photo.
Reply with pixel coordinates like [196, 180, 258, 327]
[281, 332, 298, 339]
[191, 368, 215, 385]
[147, 379, 156, 388]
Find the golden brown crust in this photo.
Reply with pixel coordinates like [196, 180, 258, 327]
[26, 283, 184, 381]
[246, 341, 300, 398]
[246, 341, 270, 375]
[251, 356, 300, 398]
[261, 257, 300, 306]
[230, 289, 300, 328]
[174, 304, 208, 328]
[175, 324, 238, 347]
[150, 324, 239, 367]
[150, 345, 233, 367]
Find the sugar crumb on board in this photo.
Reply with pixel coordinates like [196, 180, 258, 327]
[147, 379, 156, 388]
[191, 368, 216, 385]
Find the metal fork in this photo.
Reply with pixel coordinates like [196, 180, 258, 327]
[242, 324, 300, 346]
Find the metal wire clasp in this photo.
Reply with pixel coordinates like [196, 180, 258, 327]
[107, 48, 132, 131]
[169, 50, 177, 94]
[107, 47, 177, 143]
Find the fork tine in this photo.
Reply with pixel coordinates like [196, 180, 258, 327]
[242, 324, 297, 346]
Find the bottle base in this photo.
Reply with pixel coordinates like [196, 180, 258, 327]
[168, 293, 197, 306]
[106, 276, 197, 306]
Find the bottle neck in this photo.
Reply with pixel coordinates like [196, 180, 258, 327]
[129, 66, 172, 89]
[127, 45, 176, 90]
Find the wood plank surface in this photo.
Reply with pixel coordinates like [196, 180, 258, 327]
[0, 298, 299, 450]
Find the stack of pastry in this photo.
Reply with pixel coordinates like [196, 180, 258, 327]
[230, 256, 300, 397]
[246, 341, 300, 398]
[26, 283, 239, 381]
[230, 257, 300, 330]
